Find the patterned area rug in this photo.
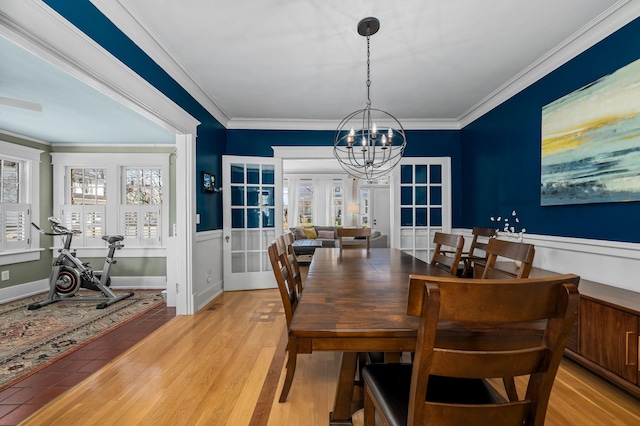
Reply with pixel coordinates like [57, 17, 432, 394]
[0, 290, 163, 391]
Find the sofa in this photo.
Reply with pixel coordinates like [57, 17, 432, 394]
[288, 225, 388, 248]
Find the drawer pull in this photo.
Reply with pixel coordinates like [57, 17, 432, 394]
[625, 332, 634, 366]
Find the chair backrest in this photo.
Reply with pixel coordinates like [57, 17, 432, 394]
[468, 227, 497, 260]
[268, 238, 298, 328]
[430, 232, 465, 275]
[282, 231, 303, 294]
[406, 273, 580, 426]
[337, 227, 371, 253]
[480, 238, 536, 279]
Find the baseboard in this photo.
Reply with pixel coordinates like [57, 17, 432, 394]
[1, 276, 166, 304]
[109, 276, 166, 289]
[194, 280, 223, 312]
[0, 279, 49, 303]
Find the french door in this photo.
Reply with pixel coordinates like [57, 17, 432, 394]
[391, 157, 451, 262]
[223, 156, 282, 291]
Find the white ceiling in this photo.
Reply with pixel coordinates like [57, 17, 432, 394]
[0, 0, 637, 144]
[0, 34, 175, 144]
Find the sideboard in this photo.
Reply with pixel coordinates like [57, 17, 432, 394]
[563, 278, 640, 399]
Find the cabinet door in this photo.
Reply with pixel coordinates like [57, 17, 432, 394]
[579, 299, 638, 384]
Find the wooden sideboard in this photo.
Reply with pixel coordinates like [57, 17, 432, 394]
[563, 278, 640, 399]
[478, 263, 640, 398]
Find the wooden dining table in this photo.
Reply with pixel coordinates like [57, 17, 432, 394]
[287, 247, 453, 424]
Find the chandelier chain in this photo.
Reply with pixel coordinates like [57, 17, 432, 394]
[366, 35, 371, 108]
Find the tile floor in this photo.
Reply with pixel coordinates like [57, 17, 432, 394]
[0, 303, 175, 425]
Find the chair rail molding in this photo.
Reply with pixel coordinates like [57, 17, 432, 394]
[454, 228, 640, 293]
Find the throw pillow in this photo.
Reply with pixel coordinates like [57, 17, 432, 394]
[317, 230, 334, 239]
[304, 227, 318, 239]
[291, 227, 307, 240]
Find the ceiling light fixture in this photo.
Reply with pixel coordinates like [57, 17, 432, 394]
[334, 17, 406, 180]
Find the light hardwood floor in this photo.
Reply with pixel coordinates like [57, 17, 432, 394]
[22, 285, 640, 425]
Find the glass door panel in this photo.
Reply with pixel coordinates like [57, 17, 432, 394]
[223, 156, 282, 290]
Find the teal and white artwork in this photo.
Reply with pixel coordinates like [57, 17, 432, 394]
[541, 58, 640, 206]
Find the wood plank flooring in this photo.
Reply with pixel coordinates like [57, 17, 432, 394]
[20, 284, 640, 425]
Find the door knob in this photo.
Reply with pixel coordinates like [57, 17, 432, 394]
[225, 236, 229, 242]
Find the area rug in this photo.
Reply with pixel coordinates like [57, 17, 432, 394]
[0, 290, 164, 391]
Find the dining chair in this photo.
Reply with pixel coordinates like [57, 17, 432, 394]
[268, 239, 301, 402]
[430, 232, 465, 275]
[338, 227, 371, 254]
[363, 273, 580, 426]
[459, 227, 496, 277]
[282, 231, 303, 294]
[476, 237, 536, 279]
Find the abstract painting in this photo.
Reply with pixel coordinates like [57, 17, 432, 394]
[541, 57, 640, 206]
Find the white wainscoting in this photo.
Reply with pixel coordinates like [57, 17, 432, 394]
[194, 230, 224, 312]
[455, 228, 640, 293]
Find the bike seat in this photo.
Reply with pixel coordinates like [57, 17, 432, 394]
[102, 235, 125, 243]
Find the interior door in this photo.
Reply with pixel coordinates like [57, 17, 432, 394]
[371, 187, 390, 242]
[223, 156, 282, 291]
[391, 157, 451, 262]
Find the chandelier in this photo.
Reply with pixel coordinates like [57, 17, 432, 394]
[334, 17, 406, 180]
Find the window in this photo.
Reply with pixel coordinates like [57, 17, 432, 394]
[0, 141, 42, 264]
[283, 179, 289, 230]
[122, 168, 162, 246]
[65, 168, 107, 245]
[331, 180, 343, 226]
[298, 180, 313, 226]
[51, 153, 170, 255]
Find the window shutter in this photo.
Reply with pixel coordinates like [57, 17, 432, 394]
[1, 203, 30, 251]
[120, 205, 161, 246]
[62, 205, 106, 246]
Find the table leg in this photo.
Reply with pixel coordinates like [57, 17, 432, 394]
[330, 352, 358, 425]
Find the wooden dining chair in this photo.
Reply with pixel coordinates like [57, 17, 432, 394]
[476, 237, 536, 279]
[459, 227, 496, 277]
[363, 273, 580, 426]
[338, 227, 371, 254]
[268, 239, 301, 402]
[282, 231, 303, 294]
[430, 232, 465, 275]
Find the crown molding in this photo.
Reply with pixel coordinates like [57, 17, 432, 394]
[90, 0, 230, 128]
[1, 0, 200, 135]
[459, 0, 640, 127]
[227, 117, 461, 131]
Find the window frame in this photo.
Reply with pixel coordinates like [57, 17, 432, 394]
[0, 140, 42, 265]
[51, 152, 170, 257]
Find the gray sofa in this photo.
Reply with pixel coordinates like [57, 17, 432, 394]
[288, 225, 388, 248]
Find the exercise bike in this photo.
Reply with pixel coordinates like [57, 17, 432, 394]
[28, 217, 134, 310]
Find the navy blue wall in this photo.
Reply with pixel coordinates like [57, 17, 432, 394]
[45, 0, 226, 231]
[461, 17, 640, 243]
[227, 129, 462, 226]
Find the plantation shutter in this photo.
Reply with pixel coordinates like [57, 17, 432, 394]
[120, 205, 161, 246]
[62, 205, 106, 246]
[1, 203, 30, 251]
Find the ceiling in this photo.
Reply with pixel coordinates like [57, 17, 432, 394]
[0, 0, 634, 145]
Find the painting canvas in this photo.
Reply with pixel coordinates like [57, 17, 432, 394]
[541, 58, 640, 206]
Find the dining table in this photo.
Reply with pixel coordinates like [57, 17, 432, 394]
[286, 247, 453, 424]
[285, 247, 561, 425]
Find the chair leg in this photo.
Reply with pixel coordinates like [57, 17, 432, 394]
[364, 385, 376, 426]
[503, 376, 518, 401]
[279, 343, 297, 402]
